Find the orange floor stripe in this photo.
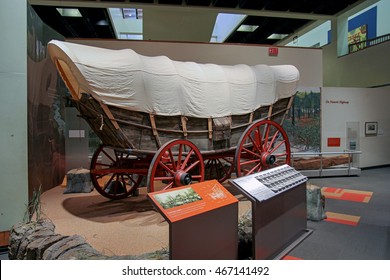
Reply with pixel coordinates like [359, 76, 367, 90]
[322, 187, 372, 203]
[282, 255, 303, 260]
[325, 211, 360, 226]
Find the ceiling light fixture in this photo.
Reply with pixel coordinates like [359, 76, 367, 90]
[267, 33, 289, 40]
[96, 19, 109, 26]
[237, 24, 259, 32]
[56, 8, 82, 17]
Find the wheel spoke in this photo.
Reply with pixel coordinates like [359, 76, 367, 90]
[125, 174, 141, 187]
[267, 130, 280, 151]
[240, 158, 261, 166]
[263, 123, 270, 150]
[215, 159, 224, 178]
[269, 139, 286, 154]
[235, 120, 291, 177]
[246, 162, 263, 175]
[90, 145, 144, 199]
[242, 146, 260, 158]
[248, 133, 262, 154]
[204, 157, 233, 182]
[102, 174, 115, 192]
[158, 161, 176, 176]
[180, 148, 194, 170]
[167, 147, 177, 171]
[154, 175, 174, 181]
[176, 144, 183, 171]
[101, 149, 116, 163]
[147, 140, 204, 192]
[162, 182, 174, 190]
[184, 160, 200, 173]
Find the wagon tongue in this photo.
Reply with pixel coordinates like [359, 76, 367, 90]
[174, 170, 192, 186]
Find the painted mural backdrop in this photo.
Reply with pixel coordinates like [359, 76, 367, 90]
[283, 87, 321, 153]
[27, 5, 66, 196]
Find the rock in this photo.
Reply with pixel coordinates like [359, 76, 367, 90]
[25, 234, 66, 260]
[64, 168, 94, 193]
[306, 183, 326, 221]
[237, 209, 253, 259]
[8, 218, 166, 260]
[56, 243, 107, 260]
[8, 219, 55, 260]
[43, 235, 97, 260]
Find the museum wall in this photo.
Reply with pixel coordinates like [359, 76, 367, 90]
[322, 87, 390, 168]
[0, 0, 28, 231]
[323, 39, 390, 88]
[68, 39, 323, 88]
[27, 6, 66, 197]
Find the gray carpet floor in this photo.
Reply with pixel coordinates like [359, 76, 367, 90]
[288, 166, 390, 260]
[1, 166, 389, 260]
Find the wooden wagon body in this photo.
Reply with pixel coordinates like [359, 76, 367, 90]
[48, 40, 299, 199]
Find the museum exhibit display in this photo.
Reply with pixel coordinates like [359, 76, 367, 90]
[148, 180, 238, 260]
[47, 40, 299, 200]
[230, 164, 309, 259]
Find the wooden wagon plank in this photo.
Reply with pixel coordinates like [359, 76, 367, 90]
[149, 114, 162, 148]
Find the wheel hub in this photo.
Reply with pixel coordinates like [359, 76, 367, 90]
[261, 153, 276, 166]
[174, 170, 192, 186]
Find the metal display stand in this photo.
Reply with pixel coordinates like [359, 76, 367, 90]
[230, 164, 311, 260]
[148, 180, 239, 260]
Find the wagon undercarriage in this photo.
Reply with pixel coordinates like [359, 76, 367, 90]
[89, 116, 291, 200]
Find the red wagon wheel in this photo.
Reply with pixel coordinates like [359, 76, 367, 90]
[90, 145, 145, 200]
[147, 139, 205, 193]
[204, 156, 234, 183]
[235, 120, 291, 177]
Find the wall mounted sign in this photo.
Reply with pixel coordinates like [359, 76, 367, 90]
[325, 100, 350, 105]
[268, 47, 279, 56]
[365, 121, 378, 136]
[327, 137, 341, 147]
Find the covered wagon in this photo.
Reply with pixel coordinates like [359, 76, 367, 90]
[48, 40, 299, 199]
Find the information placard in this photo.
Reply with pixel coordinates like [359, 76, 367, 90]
[148, 179, 238, 223]
[230, 164, 307, 202]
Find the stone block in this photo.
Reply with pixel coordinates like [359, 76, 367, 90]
[64, 168, 94, 193]
[306, 183, 326, 221]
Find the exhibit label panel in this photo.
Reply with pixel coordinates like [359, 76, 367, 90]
[148, 179, 238, 223]
[230, 165, 309, 259]
[230, 164, 307, 202]
[148, 180, 239, 260]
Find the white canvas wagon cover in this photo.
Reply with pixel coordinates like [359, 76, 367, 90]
[48, 40, 299, 118]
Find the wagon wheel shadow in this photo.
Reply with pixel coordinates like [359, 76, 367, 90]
[61, 191, 164, 225]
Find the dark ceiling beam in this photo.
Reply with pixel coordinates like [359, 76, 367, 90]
[28, 0, 333, 20]
[79, 9, 98, 38]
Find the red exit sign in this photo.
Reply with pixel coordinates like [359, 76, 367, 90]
[268, 47, 279, 56]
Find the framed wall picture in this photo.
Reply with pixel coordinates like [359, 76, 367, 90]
[365, 122, 378, 136]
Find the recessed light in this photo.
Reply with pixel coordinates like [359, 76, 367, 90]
[237, 25, 259, 32]
[96, 19, 108, 26]
[56, 8, 82, 17]
[267, 33, 289, 40]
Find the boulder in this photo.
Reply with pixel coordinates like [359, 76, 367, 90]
[306, 183, 326, 221]
[64, 168, 94, 193]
